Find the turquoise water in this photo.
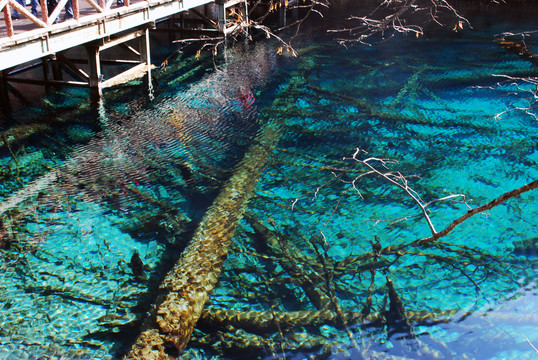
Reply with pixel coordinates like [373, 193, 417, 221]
[0, 3, 537, 360]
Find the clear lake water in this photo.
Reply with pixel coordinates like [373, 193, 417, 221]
[0, 2, 537, 359]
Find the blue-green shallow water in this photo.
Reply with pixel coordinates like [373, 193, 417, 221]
[1, 3, 537, 360]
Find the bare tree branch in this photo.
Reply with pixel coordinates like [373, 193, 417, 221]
[416, 179, 538, 245]
[328, 0, 470, 45]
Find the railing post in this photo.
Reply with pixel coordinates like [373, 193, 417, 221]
[243, 0, 248, 35]
[40, 0, 48, 25]
[72, 0, 79, 20]
[3, 5, 14, 37]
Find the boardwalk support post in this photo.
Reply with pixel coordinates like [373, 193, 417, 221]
[279, 0, 286, 27]
[51, 57, 63, 82]
[216, 0, 226, 34]
[86, 44, 102, 98]
[41, 58, 50, 82]
[0, 70, 10, 113]
[139, 26, 151, 85]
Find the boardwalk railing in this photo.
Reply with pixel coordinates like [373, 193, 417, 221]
[0, 0, 252, 100]
[0, 0, 218, 71]
[1, 0, 133, 37]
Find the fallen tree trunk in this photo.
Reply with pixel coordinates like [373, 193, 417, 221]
[0, 171, 58, 215]
[197, 307, 459, 333]
[124, 116, 283, 359]
[191, 328, 411, 360]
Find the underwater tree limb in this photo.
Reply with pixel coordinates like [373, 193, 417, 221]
[422, 241, 520, 285]
[0, 171, 58, 216]
[362, 238, 382, 316]
[192, 326, 401, 360]
[123, 184, 190, 226]
[0, 123, 50, 149]
[197, 307, 458, 333]
[307, 82, 530, 133]
[307, 234, 361, 352]
[244, 213, 332, 310]
[123, 118, 283, 359]
[23, 284, 113, 307]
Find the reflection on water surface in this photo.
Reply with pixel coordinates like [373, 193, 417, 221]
[0, 4, 537, 360]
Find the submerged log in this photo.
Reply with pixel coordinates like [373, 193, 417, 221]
[496, 39, 538, 65]
[192, 329, 410, 360]
[0, 171, 58, 215]
[197, 307, 459, 333]
[0, 123, 50, 149]
[512, 237, 537, 257]
[123, 116, 282, 359]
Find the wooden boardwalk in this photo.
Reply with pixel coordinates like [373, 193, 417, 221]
[1, 0, 227, 70]
[0, 0, 246, 99]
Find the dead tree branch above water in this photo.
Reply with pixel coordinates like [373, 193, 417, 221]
[170, 1, 331, 61]
[487, 74, 538, 122]
[195, 153, 536, 356]
[328, 0, 470, 45]
[344, 148, 469, 237]
[344, 148, 538, 247]
[415, 178, 538, 245]
[292, 147, 537, 257]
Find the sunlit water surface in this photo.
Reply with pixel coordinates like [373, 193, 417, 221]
[0, 4, 537, 360]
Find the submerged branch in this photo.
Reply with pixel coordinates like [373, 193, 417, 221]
[198, 307, 458, 333]
[244, 213, 331, 310]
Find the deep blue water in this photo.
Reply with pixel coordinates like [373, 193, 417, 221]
[0, 3, 537, 360]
